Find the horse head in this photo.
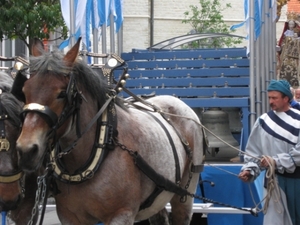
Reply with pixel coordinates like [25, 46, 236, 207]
[15, 38, 106, 173]
[0, 71, 24, 212]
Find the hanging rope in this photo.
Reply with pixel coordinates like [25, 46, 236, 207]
[157, 110, 284, 214]
[159, 110, 260, 160]
[261, 155, 282, 214]
[123, 96, 283, 214]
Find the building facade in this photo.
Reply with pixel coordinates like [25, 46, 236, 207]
[121, 0, 288, 52]
[0, 0, 291, 59]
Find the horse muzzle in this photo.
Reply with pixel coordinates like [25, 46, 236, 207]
[17, 144, 41, 172]
[0, 194, 22, 212]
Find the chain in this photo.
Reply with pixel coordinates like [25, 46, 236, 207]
[114, 140, 137, 157]
[190, 192, 258, 216]
[180, 169, 193, 203]
[185, 170, 193, 189]
[20, 175, 26, 198]
[57, 143, 76, 158]
[27, 169, 49, 225]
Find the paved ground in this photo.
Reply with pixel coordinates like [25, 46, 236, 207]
[41, 205, 61, 225]
[0, 205, 60, 225]
[0, 207, 206, 225]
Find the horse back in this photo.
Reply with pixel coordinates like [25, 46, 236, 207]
[129, 95, 205, 170]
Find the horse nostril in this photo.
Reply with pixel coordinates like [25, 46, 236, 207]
[31, 144, 38, 156]
[17, 144, 38, 159]
[17, 144, 39, 171]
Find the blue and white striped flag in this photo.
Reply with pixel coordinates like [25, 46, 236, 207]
[59, 0, 88, 49]
[106, 0, 124, 32]
[230, 0, 263, 41]
[114, 0, 123, 32]
[230, 0, 249, 34]
[270, 0, 277, 22]
[59, 0, 123, 51]
[98, 0, 111, 26]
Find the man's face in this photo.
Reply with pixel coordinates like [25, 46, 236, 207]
[268, 91, 290, 112]
[295, 90, 300, 102]
[289, 20, 296, 30]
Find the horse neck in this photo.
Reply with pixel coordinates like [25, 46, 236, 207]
[58, 96, 99, 172]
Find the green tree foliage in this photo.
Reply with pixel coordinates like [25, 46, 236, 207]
[0, 0, 68, 50]
[182, 0, 243, 48]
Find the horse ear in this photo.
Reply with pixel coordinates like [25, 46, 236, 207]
[63, 37, 81, 66]
[31, 38, 44, 56]
[11, 71, 27, 103]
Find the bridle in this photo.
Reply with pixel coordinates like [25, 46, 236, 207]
[19, 54, 127, 157]
[18, 55, 126, 184]
[0, 89, 23, 184]
[20, 71, 83, 152]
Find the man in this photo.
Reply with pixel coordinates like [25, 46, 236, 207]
[239, 79, 300, 225]
[290, 89, 300, 109]
[295, 88, 300, 102]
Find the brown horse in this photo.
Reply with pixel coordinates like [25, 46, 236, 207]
[13, 38, 205, 225]
[0, 70, 39, 225]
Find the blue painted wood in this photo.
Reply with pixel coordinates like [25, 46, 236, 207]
[119, 48, 250, 151]
[120, 87, 249, 97]
[125, 77, 249, 88]
[122, 48, 248, 60]
[116, 68, 249, 78]
[126, 58, 249, 69]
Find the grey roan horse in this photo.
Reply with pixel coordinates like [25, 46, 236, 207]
[13, 38, 205, 225]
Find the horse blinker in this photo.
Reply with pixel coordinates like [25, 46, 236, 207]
[66, 72, 77, 104]
[11, 70, 28, 103]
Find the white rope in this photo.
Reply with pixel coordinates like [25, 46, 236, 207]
[130, 102, 283, 214]
[159, 110, 285, 214]
[159, 110, 261, 160]
[261, 155, 282, 214]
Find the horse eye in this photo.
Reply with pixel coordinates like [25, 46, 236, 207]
[57, 91, 67, 99]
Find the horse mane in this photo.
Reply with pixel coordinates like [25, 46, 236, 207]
[0, 71, 22, 127]
[0, 71, 13, 91]
[29, 51, 111, 107]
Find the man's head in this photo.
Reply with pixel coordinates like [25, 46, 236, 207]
[267, 80, 292, 112]
[295, 89, 300, 102]
[289, 20, 296, 30]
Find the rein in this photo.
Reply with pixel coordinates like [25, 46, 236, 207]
[119, 86, 262, 216]
[53, 94, 114, 158]
[50, 95, 115, 183]
[23, 74, 117, 224]
[115, 140, 258, 216]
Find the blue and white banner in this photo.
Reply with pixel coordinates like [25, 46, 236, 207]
[230, 0, 277, 39]
[270, 0, 277, 22]
[230, 0, 264, 41]
[59, 0, 124, 50]
[108, 0, 124, 32]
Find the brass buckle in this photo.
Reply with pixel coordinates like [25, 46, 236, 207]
[0, 138, 10, 151]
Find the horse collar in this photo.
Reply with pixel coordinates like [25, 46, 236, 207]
[51, 102, 117, 184]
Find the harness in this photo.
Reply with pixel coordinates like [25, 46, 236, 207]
[17, 54, 258, 222]
[0, 89, 23, 184]
[51, 102, 117, 183]
[19, 56, 197, 213]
